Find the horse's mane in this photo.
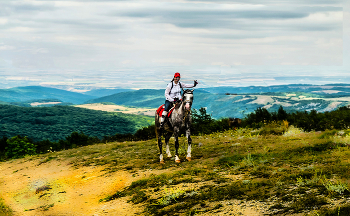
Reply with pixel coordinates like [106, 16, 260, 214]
[174, 101, 182, 109]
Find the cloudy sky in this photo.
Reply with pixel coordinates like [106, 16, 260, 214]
[0, 0, 349, 91]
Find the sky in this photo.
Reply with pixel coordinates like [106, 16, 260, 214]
[0, 0, 349, 91]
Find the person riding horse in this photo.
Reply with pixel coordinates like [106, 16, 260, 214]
[160, 72, 198, 128]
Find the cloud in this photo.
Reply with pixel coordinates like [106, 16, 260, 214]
[0, 1, 55, 16]
[0, 44, 15, 50]
[0, 0, 346, 89]
[0, 18, 8, 24]
[107, 3, 342, 36]
[5, 76, 41, 81]
[185, 0, 344, 5]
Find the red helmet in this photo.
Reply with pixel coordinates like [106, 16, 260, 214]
[174, 72, 181, 78]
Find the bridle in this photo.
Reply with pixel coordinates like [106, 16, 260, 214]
[182, 90, 193, 121]
[182, 90, 193, 106]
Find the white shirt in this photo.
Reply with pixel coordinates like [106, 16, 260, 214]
[165, 81, 195, 102]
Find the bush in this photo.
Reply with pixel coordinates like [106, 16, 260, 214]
[5, 135, 36, 159]
[191, 108, 231, 135]
[242, 106, 350, 132]
[259, 121, 289, 136]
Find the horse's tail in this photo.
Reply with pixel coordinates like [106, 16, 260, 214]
[155, 112, 159, 138]
[155, 123, 158, 138]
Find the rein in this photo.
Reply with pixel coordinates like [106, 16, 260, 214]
[183, 109, 191, 121]
[182, 98, 192, 121]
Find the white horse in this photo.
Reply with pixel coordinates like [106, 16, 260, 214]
[155, 89, 194, 163]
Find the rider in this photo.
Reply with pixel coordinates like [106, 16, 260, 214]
[160, 72, 198, 128]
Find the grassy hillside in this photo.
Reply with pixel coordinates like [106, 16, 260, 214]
[0, 105, 153, 142]
[1, 127, 350, 215]
[0, 86, 95, 104]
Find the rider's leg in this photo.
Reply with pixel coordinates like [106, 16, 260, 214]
[160, 111, 168, 128]
[160, 100, 171, 128]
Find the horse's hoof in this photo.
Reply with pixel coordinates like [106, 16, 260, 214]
[186, 157, 191, 161]
[175, 160, 181, 163]
[160, 160, 165, 164]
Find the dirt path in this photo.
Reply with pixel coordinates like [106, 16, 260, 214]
[0, 157, 143, 216]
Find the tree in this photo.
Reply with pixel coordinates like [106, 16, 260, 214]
[65, 131, 89, 148]
[192, 107, 213, 124]
[277, 106, 288, 120]
[5, 135, 36, 159]
[0, 137, 8, 152]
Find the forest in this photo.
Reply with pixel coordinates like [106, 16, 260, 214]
[0, 104, 153, 142]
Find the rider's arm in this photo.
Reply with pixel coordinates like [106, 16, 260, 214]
[165, 84, 173, 102]
[180, 81, 196, 88]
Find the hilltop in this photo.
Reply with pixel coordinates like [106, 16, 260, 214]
[0, 86, 94, 105]
[1, 127, 350, 215]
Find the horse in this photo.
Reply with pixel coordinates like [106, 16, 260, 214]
[155, 89, 194, 164]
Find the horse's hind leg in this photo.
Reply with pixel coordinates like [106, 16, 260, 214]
[174, 127, 181, 163]
[186, 127, 192, 161]
[157, 129, 164, 164]
[165, 132, 172, 158]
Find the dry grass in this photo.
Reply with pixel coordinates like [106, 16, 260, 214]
[4, 126, 350, 215]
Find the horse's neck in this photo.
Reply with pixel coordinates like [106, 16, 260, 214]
[174, 102, 186, 116]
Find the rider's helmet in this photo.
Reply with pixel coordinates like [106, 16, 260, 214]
[174, 72, 181, 78]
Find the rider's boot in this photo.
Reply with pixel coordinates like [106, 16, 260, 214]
[160, 111, 168, 129]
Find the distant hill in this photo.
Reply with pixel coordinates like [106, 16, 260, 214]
[86, 89, 166, 108]
[197, 84, 350, 96]
[0, 86, 96, 104]
[0, 100, 10, 105]
[2, 84, 350, 119]
[0, 104, 153, 142]
[8, 99, 74, 107]
[85, 85, 350, 119]
[83, 88, 134, 97]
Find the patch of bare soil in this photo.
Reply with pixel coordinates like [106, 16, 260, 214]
[75, 103, 156, 116]
[0, 157, 145, 216]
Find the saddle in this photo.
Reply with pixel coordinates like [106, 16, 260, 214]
[156, 104, 175, 118]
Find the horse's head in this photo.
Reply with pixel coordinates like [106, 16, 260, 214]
[182, 89, 194, 111]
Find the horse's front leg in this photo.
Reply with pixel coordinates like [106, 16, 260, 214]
[186, 127, 192, 161]
[173, 127, 181, 163]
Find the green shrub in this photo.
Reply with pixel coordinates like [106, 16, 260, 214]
[5, 135, 36, 159]
[0, 198, 13, 215]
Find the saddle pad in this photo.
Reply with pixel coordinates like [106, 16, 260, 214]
[156, 104, 175, 117]
[156, 104, 165, 116]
